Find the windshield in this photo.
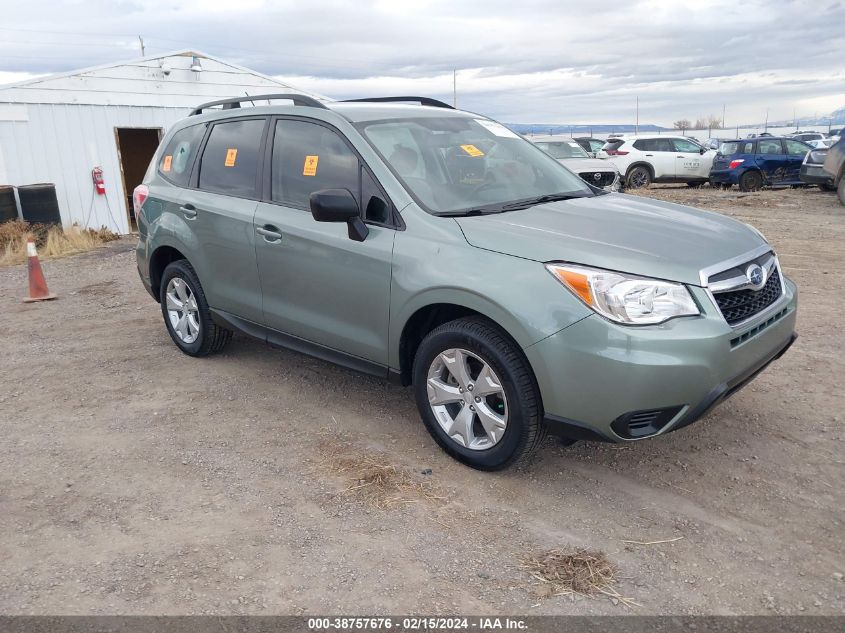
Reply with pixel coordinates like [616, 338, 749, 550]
[533, 140, 590, 159]
[356, 116, 593, 215]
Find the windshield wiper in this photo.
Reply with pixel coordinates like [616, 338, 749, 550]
[499, 193, 588, 211]
[435, 207, 507, 217]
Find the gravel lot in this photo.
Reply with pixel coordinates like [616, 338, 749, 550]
[1, 186, 843, 615]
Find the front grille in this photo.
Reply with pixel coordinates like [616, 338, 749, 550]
[713, 268, 782, 325]
[578, 171, 616, 188]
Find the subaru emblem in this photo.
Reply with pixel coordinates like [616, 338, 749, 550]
[746, 264, 766, 290]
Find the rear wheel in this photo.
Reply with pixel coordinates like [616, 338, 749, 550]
[412, 317, 545, 470]
[739, 170, 763, 192]
[838, 177, 845, 206]
[626, 165, 652, 189]
[160, 260, 232, 357]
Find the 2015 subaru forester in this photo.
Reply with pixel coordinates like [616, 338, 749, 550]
[135, 94, 797, 470]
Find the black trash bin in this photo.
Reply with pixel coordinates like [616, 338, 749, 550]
[0, 185, 18, 224]
[18, 183, 62, 226]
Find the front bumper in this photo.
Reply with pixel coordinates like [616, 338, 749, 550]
[524, 277, 798, 442]
[800, 164, 834, 186]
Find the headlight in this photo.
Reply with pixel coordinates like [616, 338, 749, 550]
[545, 263, 700, 325]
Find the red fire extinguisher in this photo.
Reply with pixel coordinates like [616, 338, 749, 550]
[92, 167, 106, 195]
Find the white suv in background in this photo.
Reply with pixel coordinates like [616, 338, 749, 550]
[597, 135, 716, 188]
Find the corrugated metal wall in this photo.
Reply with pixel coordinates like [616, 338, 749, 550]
[0, 103, 185, 234]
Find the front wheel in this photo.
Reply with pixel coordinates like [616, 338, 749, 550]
[838, 178, 845, 206]
[739, 170, 763, 192]
[160, 260, 232, 357]
[626, 166, 652, 189]
[412, 317, 545, 470]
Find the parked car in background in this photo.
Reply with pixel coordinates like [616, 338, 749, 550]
[823, 135, 845, 205]
[704, 137, 737, 151]
[807, 138, 835, 149]
[789, 131, 825, 143]
[800, 147, 835, 190]
[710, 137, 811, 191]
[573, 137, 606, 158]
[134, 94, 797, 469]
[531, 136, 621, 191]
[597, 135, 714, 188]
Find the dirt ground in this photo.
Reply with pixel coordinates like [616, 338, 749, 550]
[1, 186, 843, 615]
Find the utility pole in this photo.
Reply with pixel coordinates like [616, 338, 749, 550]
[138, 36, 145, 56]
[722, 103, 726, 130]
[793, 108, 797, 131]
[764, 109, 769, 133]
[635, 96, 639, 135]
[452, 70, 457, 108]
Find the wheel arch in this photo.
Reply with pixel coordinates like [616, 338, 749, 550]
[625, 161, 655, 181]
[149, 244, 189, 302]
[395, 298, 533, 387]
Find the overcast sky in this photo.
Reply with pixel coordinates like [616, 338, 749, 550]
[1, 0, 844, 126]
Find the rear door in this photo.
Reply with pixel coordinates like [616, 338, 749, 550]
[186, 117, 267, 323]
[755, 139, 788, 185]
[252, 117, 396, 365]
[783, 139, 811, 183]
[672, 138, 709, 179]
[634, 139, 674, 178]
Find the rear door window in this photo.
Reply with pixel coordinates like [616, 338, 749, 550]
[757, 139, 784, 155]
[158, 123, 206, 187]
[653, 139, 674, 152]
[198, 118, 266, 197]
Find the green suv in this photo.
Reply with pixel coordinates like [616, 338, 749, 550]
[134, 95, 797, 470]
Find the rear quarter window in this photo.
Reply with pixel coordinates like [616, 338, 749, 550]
[158, 123, 206, 187]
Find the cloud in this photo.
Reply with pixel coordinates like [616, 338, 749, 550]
[1, 0, 844, 125]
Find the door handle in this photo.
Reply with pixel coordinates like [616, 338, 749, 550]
[179, 204, 197, 219]
[256, 225, 283, 243]
[645, 154, 653, 157]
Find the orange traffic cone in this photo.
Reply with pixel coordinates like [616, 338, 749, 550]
[22, 238, 57, 303]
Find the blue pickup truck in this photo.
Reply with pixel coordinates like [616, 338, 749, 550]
[709, 137, 812, 191]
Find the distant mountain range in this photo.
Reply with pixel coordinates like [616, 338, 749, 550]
[506, 123, 668, 135]
[508, 105, 845, 136]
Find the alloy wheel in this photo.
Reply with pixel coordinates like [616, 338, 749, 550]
[426, 348, 508, 450]
[165, 277, 200, 344]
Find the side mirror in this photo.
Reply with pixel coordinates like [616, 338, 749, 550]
[309, 188, 369, 242]
[700, 148, 706, 155]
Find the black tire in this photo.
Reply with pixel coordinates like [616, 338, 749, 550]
[412, 317, 545, 470]
[739, 170, 763, 192]
[626, 165, 652, 189]
[687, 181, 704, 188]
[159, 260, 232, 357]
[819, 183, 836, 192]
[839, 177, 845, 206]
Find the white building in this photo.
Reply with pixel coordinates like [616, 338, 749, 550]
[0, 50, 324, 234]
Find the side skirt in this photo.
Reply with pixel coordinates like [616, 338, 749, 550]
[210, 308, 391, 380]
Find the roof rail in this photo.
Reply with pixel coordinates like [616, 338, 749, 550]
[189, 93, 328, 116]
[341, 96, 455, 110]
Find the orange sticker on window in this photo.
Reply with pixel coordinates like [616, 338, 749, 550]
[303, 155, 319, 176]
[162, 155, 172, 172]
[225, 148, 238, 167]
[460, 144, 484, 157]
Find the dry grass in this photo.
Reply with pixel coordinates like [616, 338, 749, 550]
[318, 441, 445, 509]
[0, 220, 120, 267]
[522, 548, 638, 607]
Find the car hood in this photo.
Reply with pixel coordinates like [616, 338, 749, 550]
[558, 157, 619, 173]
[454, 193, 766, 286]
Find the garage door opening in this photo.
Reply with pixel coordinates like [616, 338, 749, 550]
[115, 127, 162, 231]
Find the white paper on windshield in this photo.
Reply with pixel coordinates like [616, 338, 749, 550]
[475, 119, 520, 138]
[568, 142, 581, 147]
